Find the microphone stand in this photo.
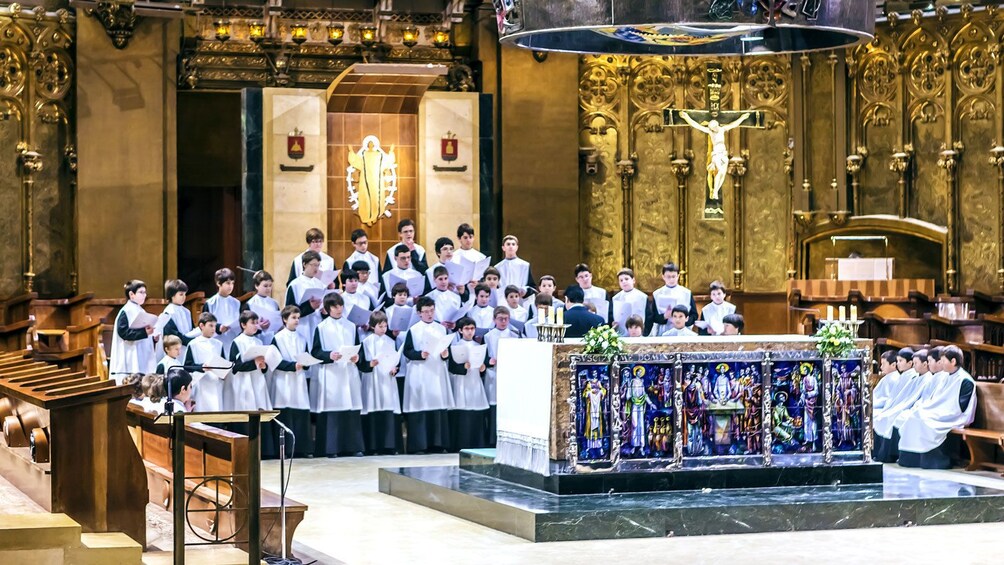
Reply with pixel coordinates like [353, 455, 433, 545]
[265, 419, 300, 565]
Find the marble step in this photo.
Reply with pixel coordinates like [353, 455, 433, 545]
[142, 546, 266, 565]
[66, 532, 143, 565]
[0, 513, 80, 551]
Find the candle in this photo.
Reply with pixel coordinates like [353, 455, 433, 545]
[549, 307, 556, 325]
[538, 307, 545, 324]
[838, 306, 846, 322]
[556, 307, 564, 326]
[827, 305, 834, 322]
[850, 305, 858, 323]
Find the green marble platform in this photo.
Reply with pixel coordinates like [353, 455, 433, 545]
[378, 453, 1004, 542]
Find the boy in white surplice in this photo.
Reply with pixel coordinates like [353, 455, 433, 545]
[358, 310, 402, 454]
[310, 293, 365, 457]
[183, 312, 227, 412]
[268, 305, 313, 458]
[110, 279, 156, 382]
[447, 317, 489, 451]
[401, 296, 455, 453]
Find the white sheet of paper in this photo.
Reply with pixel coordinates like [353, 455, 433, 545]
[450, 344, 470, 364]
[375, 347, 401, 369]
[346, 304, 372, 327]
[694, 320, 710, 330]
[388, 308, 412, 332]
[130, 311, 159, 330]
[590, 298, 610, 323]
[153, 312, 171, 337]
[612, 299, 632, 328]
[445, 261, 468, 286]
[468, 344, 488, 368]
[317, 269, 341, 287]
[184, 327, 202, 339]
[337, 345, 360, 366]
[295, 351, 323, 367]
[655, 296, 678, 316]
[472, 256, 492, 281]
[709, 320, 725, 335]
[241, 345, 283, 372]
[425, 334, 455, 357]
[300, 288, 328, 304]
[202, 354, 233, 379]
[250, 304, 283, 331]
[389, 273, 426, 297]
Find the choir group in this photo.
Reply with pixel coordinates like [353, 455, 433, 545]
[109, 220, 745, 458]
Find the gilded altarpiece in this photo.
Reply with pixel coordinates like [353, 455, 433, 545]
[578, 55, 791, 292]
[0, 6, 75, 299]
[851, 8, 1003, 293]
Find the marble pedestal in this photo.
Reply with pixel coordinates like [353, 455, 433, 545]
[378, 450, 1004, 542]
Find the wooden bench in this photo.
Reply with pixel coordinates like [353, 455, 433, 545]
[126, 405, 306, 555]
[982, 313, 1004, 348]
[32, 293, 104, 377]
[863, 312, 930, 347]
[951, 382, 1004, 476]
[926, 314, 983, 345]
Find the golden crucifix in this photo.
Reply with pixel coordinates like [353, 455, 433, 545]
[664, 63, 765, 220]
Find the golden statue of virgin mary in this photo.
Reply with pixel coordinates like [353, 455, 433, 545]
[347, 135, 397, 225]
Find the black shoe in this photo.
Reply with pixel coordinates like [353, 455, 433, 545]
[354, 451, 365, 457]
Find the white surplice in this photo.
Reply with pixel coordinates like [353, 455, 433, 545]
[360, 333, 401, 414]
[269, 328, 310, 410]
[311, 317, 362, 413]
[402, 321, 455, 412]
[110, 300, 156, 382]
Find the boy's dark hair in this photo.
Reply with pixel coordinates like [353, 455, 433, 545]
[880, 350, 898, 364]
[493, 306, 510, 319]
[483, 267, 500, 279]
[394, 244, 410, 257]
[457, 223, 475, 238]
[574, 263, 591, 277]
[341, 269, 359, 283]
[351, 260, 370, 273]
[253, 270, 273, 287]
[306, 228, 324, 243]
[281, 305, 300, 321]
[564, 285, 584, 304]
[625, 315, 644, 329]
[198, 312, 217, 325]
[942, 345, 965, 369]
[435, 237, 454, 256]
[455, 316, 476, 330]
[433, 266, 448, 279]
[302, 250, 321, 267]
[323, 292, 345, 312]
[617, 268, 635, 279]
[165, 368, 194, 398]
[504, 285, 520, 297]
[350, 229, 367, 243]
[535, 292, 553, 307]
[397, 218, 415, 232]
[391, 282, 409, 297]
[239, 310, 259, 327]
[474, 283, 491, 296]
[723, 313, 745, 333]
[671, 304, 689, 316]
[165, 279, 188, 300]
[215, 268, 236, 285]
[539, 275, 555, 285]
[709, 280, 727, 293]
[663, 263, 680, 274]
[415, 296, 435, 310]
[369, 310, 388, 327]
[929, 345, 944, 361]
[124, 279, 146, 299]
[914, 349, 929, 364]
[897, 347, 914, 362]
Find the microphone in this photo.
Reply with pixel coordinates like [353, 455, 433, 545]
[273, 418, 295, 438]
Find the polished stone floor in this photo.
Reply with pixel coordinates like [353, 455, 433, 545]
[262, 454, 1004, 565]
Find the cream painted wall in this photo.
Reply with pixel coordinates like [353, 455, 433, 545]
[418, 92, 480, 255]
[262, 88, 328, 298]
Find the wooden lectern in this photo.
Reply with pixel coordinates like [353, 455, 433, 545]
[153, 410, 278, 565]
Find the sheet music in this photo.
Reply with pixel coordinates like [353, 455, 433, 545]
[655, 296, 678, 316]
[346, 304, 372, 327]
[468, 344, 487, 368]
[388, 307, 413, 332]
[153, 312, 171, 336]
[317, 269, 341, 287]
[201, 354, 233, 379]
[388, 273, 426, 297]
[445, 260, 468, 286]
[250, 304, 283, 331]
[425, 334, 455, 357]
[241, 345, 283, 372]
[375, 347, 401, 369]
[590, 298, 610, 323]
[130, 311, 159, 330]
[295, 352, 323, 367]
[337, 345, 360, 366]
[612, 298, 632, 328]
[450, 343, 470, 364]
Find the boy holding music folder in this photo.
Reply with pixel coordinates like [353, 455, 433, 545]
[447, 316, 490, 450]
[310, 293, 365, 457]
[157, 279, 198, 362]
[183, 312, 231, 413]
[228, 310, 279, 456]
[383, 244, 427, 303]
[286, 250, 329, 348]
[242, 270, 281, 345]
[401, 296, 456, 454]
[203, 268, 242, 353]
[268, 305, 318, 458]
[650, 262, 698, 335]
[358, 311, 402, 454]
[426, 265, 471, 330]
[611, 268, 649, 336]
[110, 280, 158, 381]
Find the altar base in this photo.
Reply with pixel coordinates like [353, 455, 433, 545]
[378, 451, 1004, 542]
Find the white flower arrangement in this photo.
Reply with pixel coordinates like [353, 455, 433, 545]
[583, 325, 624, 357]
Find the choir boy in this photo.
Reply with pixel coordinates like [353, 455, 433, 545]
[343, 228, 381, 276]
[243, 270, 280, 345]
[288, 227, 336, 284]
[650, 263, 697, 334]
[624, 315, 645, 338]
[661, 305, 698, 337]
[427, 265, 467, 329]
[382, 244, 427, 302]
[310, 293, 365, 457]
[699, 281, 737, 336]
[203, 268, 242, 353]
[352, 260, 380, 305]
[227, 311, 275, 456]
[469, 284, 495, 329]
[873, 347, 920, 463]
[482, 267, 503, 307]
[574, 263, 608, 313]
[722, 314, 745, 336]
[340, 269, 374, 318]
[184, 312, 227, 412]
[402, 296, 455, 453]
[383, 218, 428, 275]
[162, 369, 195, 415]
[160, 279, 195, 360]
[872, 350, 904, 413]
[156, 335, 183, 375]
[453, 223, 487, 263]
[285, 250, 327, 347]
[111, 279, 157, 381]
[494, 235, 536, 298]
[385, 283, 412, 407]
[447, 316, 490, 450]
[611, 269, 649, 336]
[484, 306, 520, 445]
[269, 305, 313, 458]
[528, 275, 562, 320]
[427, 237, 456, 287]
[503, 285, 528, 324]
[358, 311, 402, 454]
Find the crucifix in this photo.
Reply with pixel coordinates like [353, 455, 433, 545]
[664, 63, 765, 220]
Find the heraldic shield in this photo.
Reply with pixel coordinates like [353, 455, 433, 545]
[346, 135, 398, 226]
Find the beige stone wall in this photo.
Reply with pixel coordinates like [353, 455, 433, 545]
[500, 47, 581, 284]
[262, 88, 328, 299]
[418, 92, 481, 256]
[76, 16, 178, 297]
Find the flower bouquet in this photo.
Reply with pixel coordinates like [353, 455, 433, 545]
[582, 325, 624, 357]
[814, 322, 855, 358]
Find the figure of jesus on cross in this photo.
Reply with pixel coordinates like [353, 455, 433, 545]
[664, 63, 765, 220]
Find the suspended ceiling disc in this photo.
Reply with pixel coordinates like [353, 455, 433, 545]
[494, 0, 875, 55]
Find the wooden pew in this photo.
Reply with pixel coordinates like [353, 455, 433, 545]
[31, 294, 104, 378]
[126, 405, 306, 555]
[863, 312, 930, 346]
[0, 293, 35, 352]
[968, 289, 1004, 317]
[951, 382, 1004, 476]
[0, 363, 146, 545]
[926, 314, 983, 345]
[0, 293, 35, 326]
[982, 314, 1004, 348]
[972, 343, 1004, 384]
